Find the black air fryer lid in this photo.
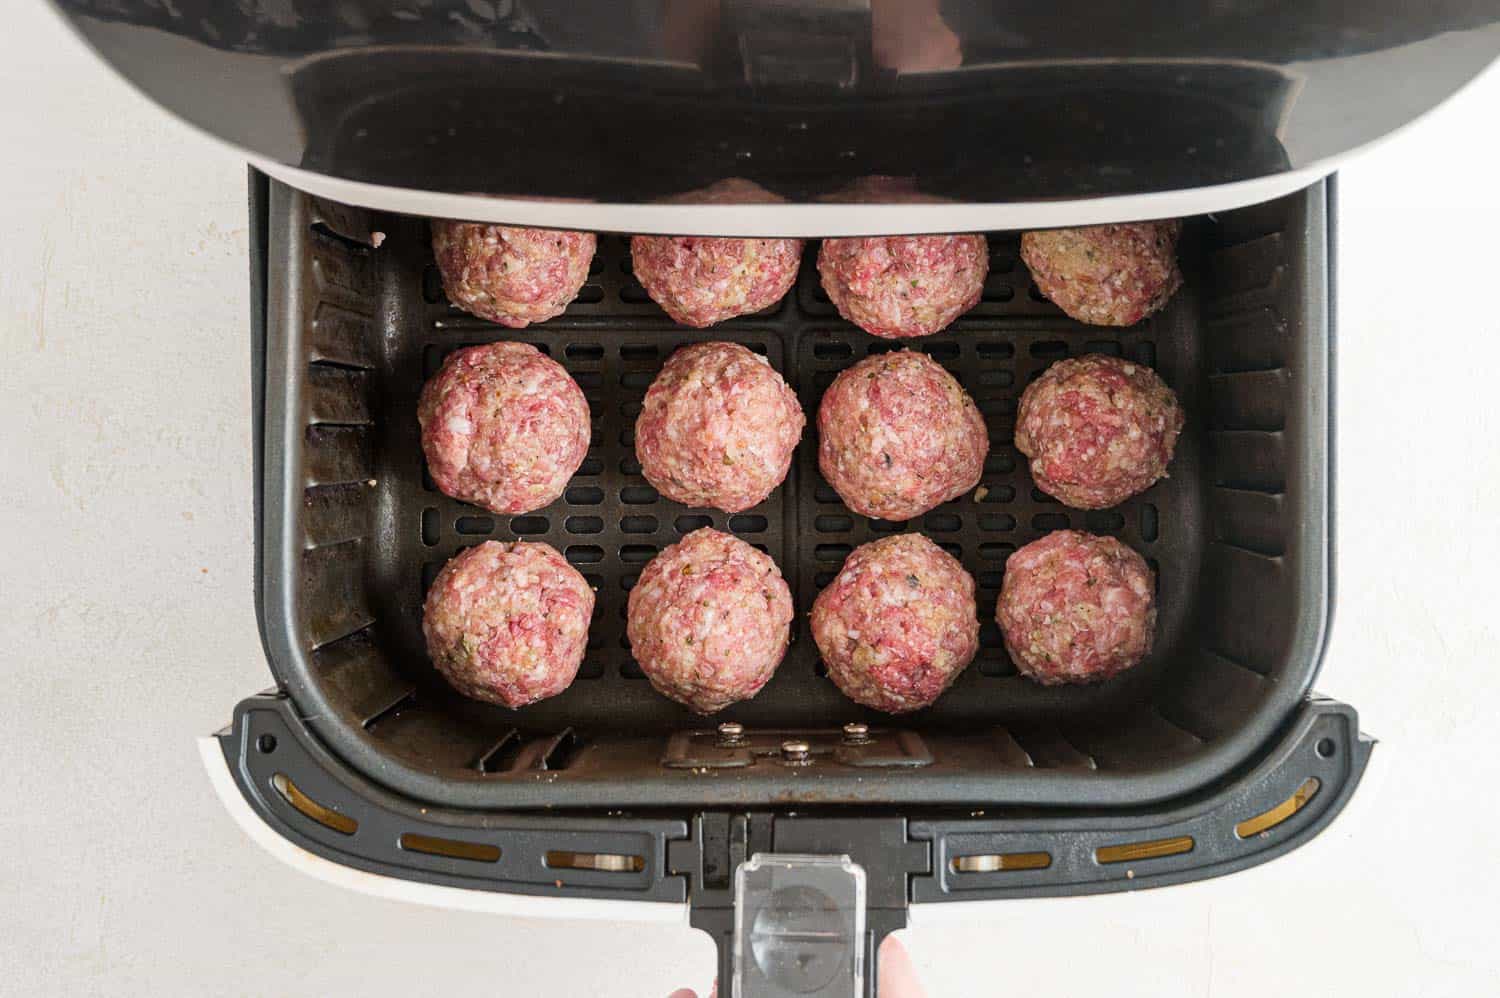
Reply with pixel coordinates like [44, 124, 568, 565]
[56, 1, 1499, 205]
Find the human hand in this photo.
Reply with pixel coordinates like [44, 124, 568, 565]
[873, 935, 927, 998]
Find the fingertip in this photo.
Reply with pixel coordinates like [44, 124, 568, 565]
[878, 934, 928, 998]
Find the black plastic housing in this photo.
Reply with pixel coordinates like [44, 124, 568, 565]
[253, 174, 1333, 812]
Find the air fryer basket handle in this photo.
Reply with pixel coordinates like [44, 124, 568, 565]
[694, 906, 899, 998]
[679, 812, 921, 998]
[699, 901, 902, 998]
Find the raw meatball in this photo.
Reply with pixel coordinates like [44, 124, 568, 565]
[635, 342, 805, 513]
[1020, 221, 1182, 327]
[431, 221, 595, 327]
[1015, 354, 1183, 509]
[810, 533, 979, 713]
[418, 342, 591, 515]
[817, 234, 988, 338]
[818, 350, 988, 521]
[631, 180, 802, 327]
[422, 541, 595, 708]
[997, 530, 1156, 685]
[626, 528, 794, 713]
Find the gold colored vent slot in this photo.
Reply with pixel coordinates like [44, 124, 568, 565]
[271, 773, 357, 836]
[1096, 835, 1194, 864]
[545, 850, 645, 873]
[1235, 777, 1321, 839]
[951, 852, 1052, 873]
[399, 833, 500, 863]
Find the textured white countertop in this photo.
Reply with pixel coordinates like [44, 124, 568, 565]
[3, 5, 1498, 995]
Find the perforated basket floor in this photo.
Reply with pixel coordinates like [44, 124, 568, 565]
[369, 225, 1203, 735]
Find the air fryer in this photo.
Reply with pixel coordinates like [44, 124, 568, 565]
[52, 2, 1500, 995]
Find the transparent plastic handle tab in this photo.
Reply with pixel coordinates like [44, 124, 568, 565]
[733, 853, 868, 997]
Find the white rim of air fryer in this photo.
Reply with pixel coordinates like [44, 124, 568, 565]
[250, 154, 1337, 236]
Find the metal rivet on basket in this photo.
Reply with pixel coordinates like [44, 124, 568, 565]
[717, 721, 748, 747]
[781, 740, 811, 764]
[841, 722, 871, 745]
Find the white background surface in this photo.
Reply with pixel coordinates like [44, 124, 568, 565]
[2, 4, 1497, 995]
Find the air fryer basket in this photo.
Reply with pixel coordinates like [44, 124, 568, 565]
[253, 175, 1332, 810]
[227, 171, 1370, 996]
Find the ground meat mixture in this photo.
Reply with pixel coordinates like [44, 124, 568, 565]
[431, 221, 595, 328]
[818, 350, 988, 520]
[1015, 354, 1183, 510]
[635, 342, 805, 512]
[631, 180, 802, 327]
[418, 342, 591, 515]
[996, 530, 1156, 685]
[817, 234, 988, 338]
[1020, 221, 1182, 327]
[626, 528, 794, 714]
[422, 541, 595, 708]
[811, 533, 979, 713]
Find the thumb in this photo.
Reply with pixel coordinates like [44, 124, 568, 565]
[879, 935, 928, 998]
